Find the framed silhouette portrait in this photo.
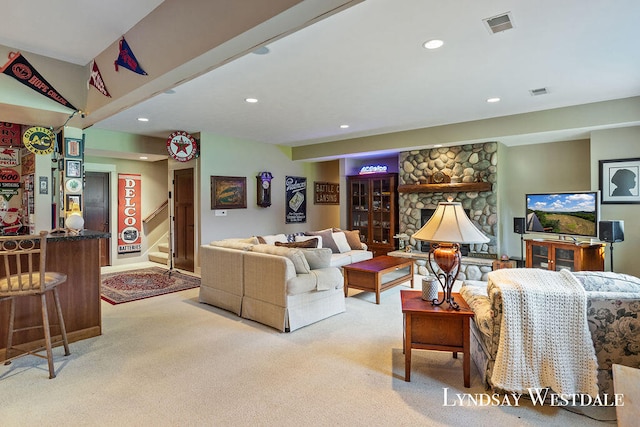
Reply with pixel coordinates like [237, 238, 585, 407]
[599, 157, 640, 204]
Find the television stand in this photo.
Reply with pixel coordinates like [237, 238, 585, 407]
[525, 239, 605, 272]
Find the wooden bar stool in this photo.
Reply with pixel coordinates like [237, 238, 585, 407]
[0, 231, 70, 379]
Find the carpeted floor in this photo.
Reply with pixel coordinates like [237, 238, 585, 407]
[0, 277, 615, 426]
[100, 266, 200, 304]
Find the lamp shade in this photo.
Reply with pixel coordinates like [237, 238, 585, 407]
[412, 202, 489, 244]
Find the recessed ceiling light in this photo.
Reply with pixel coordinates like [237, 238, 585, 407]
[486, 97, 501, 103]
[139, 156, 148, 160]
[340, 124, 350, 129]
[245, 98, 258, 103]
[423, 39, 444, 49]
[137, 117, 149, 122]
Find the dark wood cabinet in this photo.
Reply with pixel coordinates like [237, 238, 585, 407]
[525, 239, 605, 272]
[347, 173, 398, 257]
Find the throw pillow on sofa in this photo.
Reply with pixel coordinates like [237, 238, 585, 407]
[251, 244, 311, 274]
[333, 228, 363, 250]
[331, 231, 352, 253]
[295, 235, 323, 248]
[306, 229, 340, 253]
[301, 248, 332, 269]
[257, 234, 288, 245]
[275, 239, 318, 249]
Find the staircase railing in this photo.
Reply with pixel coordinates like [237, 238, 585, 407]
[143, 200, 168, 224]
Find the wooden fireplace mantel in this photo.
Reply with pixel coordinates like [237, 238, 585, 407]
[397, 182, 492, 193]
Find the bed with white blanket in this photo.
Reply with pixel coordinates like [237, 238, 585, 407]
[460, 269, 640, 397]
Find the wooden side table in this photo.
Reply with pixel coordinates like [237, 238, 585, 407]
[400, 290, 474, 387]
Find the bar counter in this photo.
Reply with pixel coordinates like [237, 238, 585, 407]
[0, 230, 109, 361]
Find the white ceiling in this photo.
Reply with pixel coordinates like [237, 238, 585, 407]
[2, 0, 640, 154]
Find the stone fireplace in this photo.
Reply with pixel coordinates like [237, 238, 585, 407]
[396, 143, 498, 280]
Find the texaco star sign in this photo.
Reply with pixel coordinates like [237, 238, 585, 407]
[166, 131, 198, 162]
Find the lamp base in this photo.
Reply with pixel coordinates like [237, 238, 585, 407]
[428, 243, 461, 310]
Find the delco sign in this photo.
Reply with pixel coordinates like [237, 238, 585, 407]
[117, 174, 142, 254]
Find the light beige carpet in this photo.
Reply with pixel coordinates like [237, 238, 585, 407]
[0, 277, 614, 426]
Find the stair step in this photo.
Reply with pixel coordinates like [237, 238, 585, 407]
[149, 251, 169, 265]
[158, 243, 170, 253]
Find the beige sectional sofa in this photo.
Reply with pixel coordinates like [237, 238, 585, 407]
[199, 231, 373, 332]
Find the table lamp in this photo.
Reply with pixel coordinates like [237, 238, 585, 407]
[412, 200, 489, 310]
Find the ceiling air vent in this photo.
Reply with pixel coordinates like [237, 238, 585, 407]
[529, 87, 549, 96]
[483, 12, 514, 34]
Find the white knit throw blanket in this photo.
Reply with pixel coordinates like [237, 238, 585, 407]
[489, 268, 599, 397]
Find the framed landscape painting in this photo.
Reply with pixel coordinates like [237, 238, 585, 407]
[211, 176, 246, 209]
[599, 157, 640, 204]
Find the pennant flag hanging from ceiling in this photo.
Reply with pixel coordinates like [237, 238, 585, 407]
[88, 60, 111, 97]
[114, 37, 147, 75]
[0, 51, 78, 111]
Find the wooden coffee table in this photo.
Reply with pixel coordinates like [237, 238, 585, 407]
[343, 255, 414, 304]
[401, 290, 474, 387]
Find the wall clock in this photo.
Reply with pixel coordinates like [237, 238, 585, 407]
[257, 172, 273, 207]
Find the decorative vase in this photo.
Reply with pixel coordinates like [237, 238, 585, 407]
[422, 276, 439, 301]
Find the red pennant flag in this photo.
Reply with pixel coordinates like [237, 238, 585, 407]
[88, 60, 111, 97]
[1, 51, 78, 111]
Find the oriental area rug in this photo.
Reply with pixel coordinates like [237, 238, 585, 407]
[101, 267, 200, 305]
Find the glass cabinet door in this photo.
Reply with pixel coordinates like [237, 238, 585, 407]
[350, 179, 369, 244]
[554, 247, 576, 271]
[370, 177, 392, 245]
[530, 244, 549, 269]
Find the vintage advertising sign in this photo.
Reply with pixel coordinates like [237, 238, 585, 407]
[0, 147, 19, 167]
[285, 176, 306, 224]
[117, 174, 142, 254]
[0, 122, 21, 146]
[0, 167, 20, 200]
[22, 126, 55, 155]
[166, 131, 198, 162]
[314, 181, 339, 205]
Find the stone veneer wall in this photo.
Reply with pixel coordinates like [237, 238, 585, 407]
[398, 142, 498, 256]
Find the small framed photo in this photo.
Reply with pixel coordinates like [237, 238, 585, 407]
[599, 157, 640, 204]
[64, 137, 83, 159]
[66, 159, 82, 178]
[211, 176, 247, 209]
[65, 194, 82, 211]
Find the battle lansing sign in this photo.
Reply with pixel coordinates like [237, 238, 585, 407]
[314, 182, 339, 205]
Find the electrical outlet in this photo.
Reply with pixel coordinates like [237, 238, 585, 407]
[215, 210, 227, 216]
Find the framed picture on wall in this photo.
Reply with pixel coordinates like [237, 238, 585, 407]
[65, 159, 82, 178]
[599, 157, 640, 204]
[64, 137, 83, 159]
[211, 176, 247, 209]
[65, 194, 81, 211]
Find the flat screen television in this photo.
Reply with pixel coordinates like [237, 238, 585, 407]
[525, 191, 599, 238]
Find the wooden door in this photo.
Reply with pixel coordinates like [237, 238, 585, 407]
[84, 171, 110, 266]
[173, 168, 194, 271]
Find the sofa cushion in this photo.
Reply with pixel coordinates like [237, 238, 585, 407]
[276, 239, 318, 249]
[349, 250, 373, 263]
[307, 229, 339, 253]
[257, 234, 288, 245]
[312, 267, 344, 291]
[301, 248, 332, 269]
[251, 244, 311, 274]
[332, 231, 352, 253]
